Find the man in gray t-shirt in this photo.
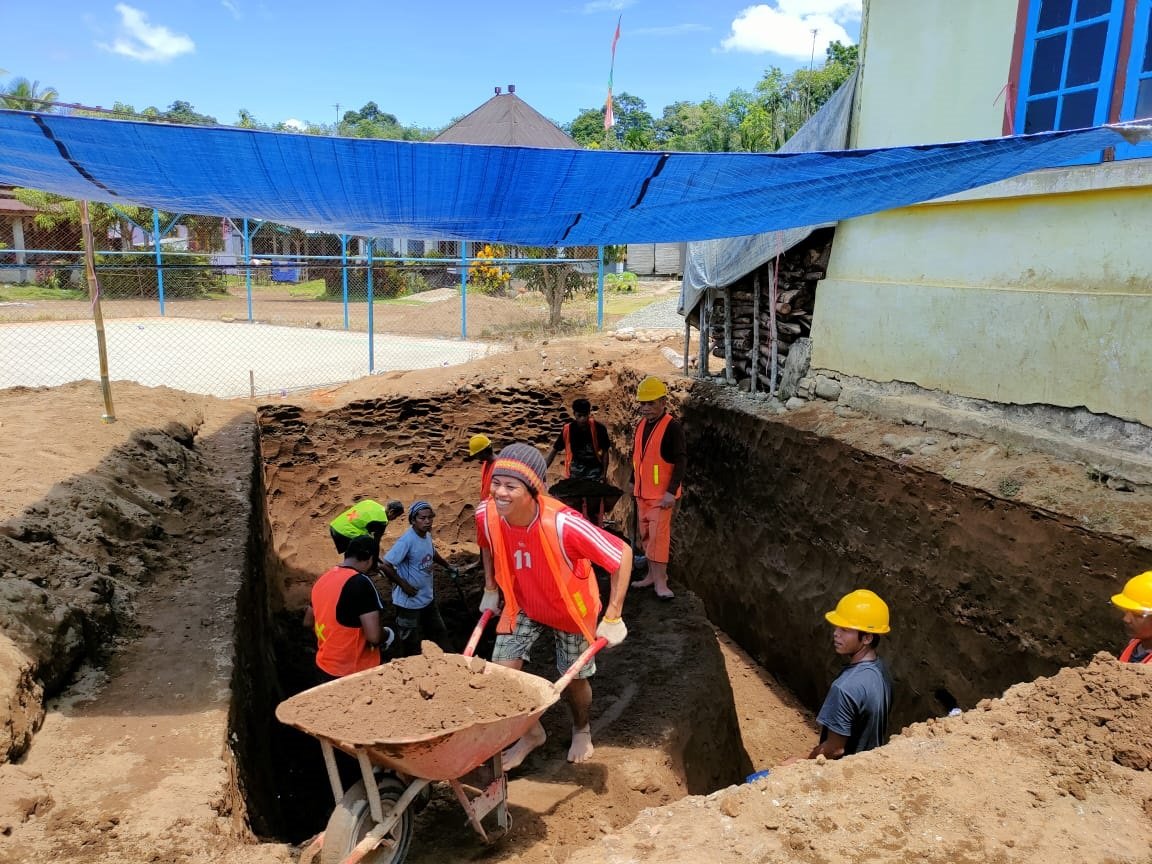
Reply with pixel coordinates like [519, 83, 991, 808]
[789, 589, 893, 763]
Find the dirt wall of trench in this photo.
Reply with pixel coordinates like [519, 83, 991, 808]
[669, 387, 1152, 728]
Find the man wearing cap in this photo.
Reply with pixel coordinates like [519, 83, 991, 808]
[304, 534, 394, 683]
[788, 589, 893, 762]
[476, 442, 631, 768]
[1111, 571, 1152, 664]
[630, 376, 686, 600]
[380, 501, 454, 657]
[546, 399, 610, 482]
[329, 499, 404, 570]
[467, 434, 497, 501]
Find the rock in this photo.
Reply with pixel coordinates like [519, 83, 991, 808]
[660, 347, 685, 369]
[902, 415, 925, 427]
[777, 338, 813, 400]
[897, 436, 924, 454]
[920, 445, 943, 457]
[813, 376, 842, 401]
[784, 397, 807, 410]
[614, 328, 636, 342]
[881, 434, 902, 450]
[834, 405, 861, 418]
[737, 378, 753, 392]
[719, 795, 742, 818]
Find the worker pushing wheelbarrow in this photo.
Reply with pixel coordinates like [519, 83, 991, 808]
[277, 611, 607, 864]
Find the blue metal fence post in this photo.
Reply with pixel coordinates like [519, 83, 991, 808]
[243, 218, 253, 321]
[459, 241, 468, 340]
[153, 209, 166, 316]
[596, 245, 605, 331]
[366, 238, 375, 373]
[340, 233, 349, 331]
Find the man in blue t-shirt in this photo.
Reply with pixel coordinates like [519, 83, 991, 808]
[379, 501, 455, 656]
[789, 589, 893, 762]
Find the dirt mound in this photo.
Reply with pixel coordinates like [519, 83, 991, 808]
[571, 655, 1152, 864]
[276, 649, 546, 743]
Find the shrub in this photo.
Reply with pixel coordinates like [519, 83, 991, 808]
[94, 252, 225, 298]
[606, 271, 638, 292]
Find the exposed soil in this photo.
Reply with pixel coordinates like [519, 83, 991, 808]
[276, 650, 544, 744]
[1, 333, 1151, 864]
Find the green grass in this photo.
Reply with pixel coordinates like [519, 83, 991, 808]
[0, 284, 87, 301]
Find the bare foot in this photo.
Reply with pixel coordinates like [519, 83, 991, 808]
[501, 722, 547, 771]
[655, 587, 675, 599]
[567, 727, 594, 763]
[631, 577, 655, 588]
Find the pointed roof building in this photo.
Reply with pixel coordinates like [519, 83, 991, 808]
[432, 86, 577, 149]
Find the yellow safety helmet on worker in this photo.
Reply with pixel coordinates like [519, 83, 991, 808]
[468, 434, 492, 457]
[636, 376, 668, 402]
[1112, 571, 1152, 615]
[825, 589, 891, 634]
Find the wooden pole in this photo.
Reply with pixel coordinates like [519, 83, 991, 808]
[768, 259, 779, 399]
[750, 272, 760, 394]
[683, 318, 691, 375]
[723, 284, 734, 384]
[80, 200, 116, 423]
[697, 289, 710, 378]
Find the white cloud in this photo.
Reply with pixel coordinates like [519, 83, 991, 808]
[583, 0, 635, 12]
[282, 118, 307, 132]
[720, 1, 859, 59]
[221, 0, 241, 20]
[99, 4, 195, 63]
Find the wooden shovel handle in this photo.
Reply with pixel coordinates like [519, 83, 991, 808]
[553, 637, 608, 694]
[462, 609, 495, 658]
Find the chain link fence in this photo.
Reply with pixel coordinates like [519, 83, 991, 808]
[0, 199, 615, 398]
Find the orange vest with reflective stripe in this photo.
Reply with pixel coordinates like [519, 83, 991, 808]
[633, 413, 680, 500]
[480, 459, 496, 500]
[484, 497, 600, 642]
[562, 418, 604, 479]
[1119, 639, 1152, 664]
[312, 565, 379, 677]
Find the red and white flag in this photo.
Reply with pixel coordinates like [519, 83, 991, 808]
[605, 15, 621, 130]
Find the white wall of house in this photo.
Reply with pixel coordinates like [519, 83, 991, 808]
[813, 0, 1152, 425]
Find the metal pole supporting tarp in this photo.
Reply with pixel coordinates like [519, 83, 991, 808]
[596, 246, 605, 331]
[366, 238, 375, 373]
[152, 209, 165, 316]
[460, 241, 468, 340]
[243, 218, 253, 322]
[340, 233, 349, 331]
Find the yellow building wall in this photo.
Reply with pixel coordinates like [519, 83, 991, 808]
[814, 0, 1152, 425]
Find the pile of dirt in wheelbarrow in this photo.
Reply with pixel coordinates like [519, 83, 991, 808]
[569, 654, 1152, 864]
[277, 646, 545, 744]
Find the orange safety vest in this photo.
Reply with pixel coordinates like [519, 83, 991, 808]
[1119, 639, 1152, 664]
[484, 496, 600, 642]
[562, 418, 604, 479]
[633, 413, 681, 501]
[312, 565, 379, 678]
[480, 459, 496, 500]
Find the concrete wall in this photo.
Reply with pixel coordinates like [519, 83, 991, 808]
[815, 0, 1152, 425]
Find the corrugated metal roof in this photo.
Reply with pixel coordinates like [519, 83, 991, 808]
[432, 92, 577, 149]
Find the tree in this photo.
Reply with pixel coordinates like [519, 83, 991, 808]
[1, 77, 59, 111]
[12, 189, 166, 252]
[162, 100, 217, 126]
[512, 246, 598, 328]
[567, 107, 608, 148]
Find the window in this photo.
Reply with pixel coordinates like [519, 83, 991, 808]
[1017, 0, 1125, 134]
[1012, 0, 1152, 161]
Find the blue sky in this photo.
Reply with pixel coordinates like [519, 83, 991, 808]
[2, 0, 861, 130]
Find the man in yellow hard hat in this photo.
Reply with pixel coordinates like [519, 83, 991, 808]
[789, 589, 893, 762]
[1111, 571, 1152, 664]
[630, 376, 685, 600]
[467, 433, 497, 501]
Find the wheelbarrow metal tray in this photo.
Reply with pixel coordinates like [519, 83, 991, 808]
[275, 655, 560, 781]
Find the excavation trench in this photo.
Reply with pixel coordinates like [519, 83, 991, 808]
[230, 373, 1152, 856]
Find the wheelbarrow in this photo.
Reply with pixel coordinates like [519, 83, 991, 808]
[548, 477, 623, 528]
[277, 610, 606, 864]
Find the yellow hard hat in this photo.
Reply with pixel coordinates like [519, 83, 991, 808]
[825, 589, 891, 634]
[1112, 571, 1152, 614]
[636, 376, 668, 402]
[468, 434, 492, 457]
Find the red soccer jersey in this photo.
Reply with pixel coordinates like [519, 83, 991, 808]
[477, 503, 624, 633]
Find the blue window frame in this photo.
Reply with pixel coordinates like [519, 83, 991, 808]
[1016, 0, 1125, 163]
[1117, 0, 1152, 158]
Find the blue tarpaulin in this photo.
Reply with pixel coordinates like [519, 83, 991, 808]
[0, 109, 1145, 245]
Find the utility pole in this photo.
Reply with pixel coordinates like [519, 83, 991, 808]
[805, 28, 820, 121]
[333, 102, 341, 134]
[809, 28, 819, 72]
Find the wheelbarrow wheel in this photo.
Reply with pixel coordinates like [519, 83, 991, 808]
[321, 775, 413, 864]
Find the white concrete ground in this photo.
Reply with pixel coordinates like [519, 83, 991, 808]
[0, 317, 500, 398]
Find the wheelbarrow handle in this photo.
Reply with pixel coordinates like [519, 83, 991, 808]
[462, 609, 496, 658]
[552, 637, 608, 694]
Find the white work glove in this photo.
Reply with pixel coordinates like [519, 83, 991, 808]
[479, 589, 501, 614]
[596, 617, 628, 648]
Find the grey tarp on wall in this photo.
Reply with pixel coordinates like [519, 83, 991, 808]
[678, 70, 859, 318]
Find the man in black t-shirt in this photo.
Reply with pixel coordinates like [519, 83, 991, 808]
[546, 399, 610, 481]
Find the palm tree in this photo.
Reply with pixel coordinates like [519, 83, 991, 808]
[1, 77, 60, 112]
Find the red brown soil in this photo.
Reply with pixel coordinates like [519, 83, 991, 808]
[2, 336, 1152, 864]
[572, 656, 1152, 863]
[276, 649, 544, 744]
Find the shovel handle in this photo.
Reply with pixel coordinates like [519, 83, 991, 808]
[462, 609, 495, 658]
[552, 637, 608, 694]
